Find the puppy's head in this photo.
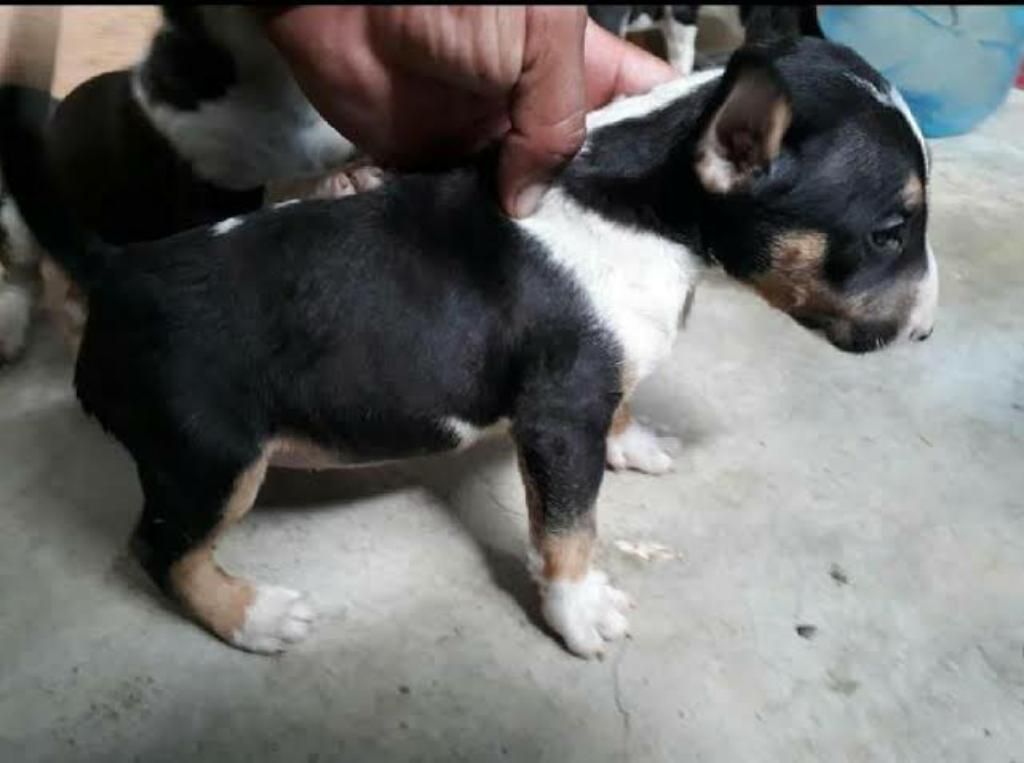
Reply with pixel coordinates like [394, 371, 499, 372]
[695, 37, 937, 353]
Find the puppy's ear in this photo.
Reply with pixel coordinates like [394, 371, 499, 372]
[695, 55, 792, 194]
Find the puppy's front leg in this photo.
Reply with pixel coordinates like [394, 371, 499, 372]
[515, 402, 631, 658]
[606, 402, 675, 475]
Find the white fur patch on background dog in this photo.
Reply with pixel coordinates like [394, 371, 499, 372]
[231, 585, 315, 654]
[133, 73, 354, 192]
[517, 189, 702, 387]
[661, 17, 698, 75]
[132, 7, 355, 190]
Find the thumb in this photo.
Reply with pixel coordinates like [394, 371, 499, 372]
[583, 19, 677, 110]
[498, 7, 588, 219]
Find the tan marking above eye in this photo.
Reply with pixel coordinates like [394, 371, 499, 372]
[902, 173, 924, 210]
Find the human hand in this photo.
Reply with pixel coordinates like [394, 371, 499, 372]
[260, 6, 676, 218]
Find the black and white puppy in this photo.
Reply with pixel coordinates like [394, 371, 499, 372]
[41, 5, 359, 353]
[0, 37, 937, 658]
[132, 6, 354, 195]
[46, 5, 354, 246]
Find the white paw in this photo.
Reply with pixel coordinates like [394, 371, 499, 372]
[541, 570, 632, 658]
[606, 419, 675, 475]
[231, 586, 316, 654]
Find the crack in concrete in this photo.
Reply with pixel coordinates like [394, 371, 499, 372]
[611, 641, 632, 761]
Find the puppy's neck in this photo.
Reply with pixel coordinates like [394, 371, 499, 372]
[556, 70, 723, 263]
[514, 76, 722, 384]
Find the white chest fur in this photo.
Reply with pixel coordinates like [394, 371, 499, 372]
[517, 189, 702, 388]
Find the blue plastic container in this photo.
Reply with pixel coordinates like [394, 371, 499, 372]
[819, 6, 1024, 138]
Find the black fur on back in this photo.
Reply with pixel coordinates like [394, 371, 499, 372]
[69, 158, 620, 466]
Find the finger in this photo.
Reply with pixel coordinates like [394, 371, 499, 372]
[380, 86, 509, 169]
[583, 19, 677, 111]
[498, 7, 589, 219]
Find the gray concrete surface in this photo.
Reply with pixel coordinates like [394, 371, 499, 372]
[2, 91, 1023, 763]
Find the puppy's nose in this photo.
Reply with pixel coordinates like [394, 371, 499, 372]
[910, 326, 934, 342]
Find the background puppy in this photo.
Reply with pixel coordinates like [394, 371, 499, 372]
[47, 5, 354, 247]
[588, 5, 824, 74]
[37, 5, 364, 354]
[0, 86, 57, 364]
[589, 5, 701, 74]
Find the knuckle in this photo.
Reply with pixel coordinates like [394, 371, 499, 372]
[534, 112, 587, 159]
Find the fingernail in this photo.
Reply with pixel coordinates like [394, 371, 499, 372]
[514, 181, 549, 218]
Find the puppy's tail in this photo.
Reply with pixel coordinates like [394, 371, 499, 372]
[0, 84, 116, 290]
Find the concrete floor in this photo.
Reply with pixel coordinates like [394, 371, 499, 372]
[2, 91, 1023, 763]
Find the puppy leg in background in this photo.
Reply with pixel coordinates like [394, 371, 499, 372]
[606, 401, 676, 475]
[134, 440, 315, 655]
[661, 6, 699, 76]
[0, 192, 41, 362]
[515, 391, 631, 658]
[0, 275, 32, 362]
[264, 158, 385, 205]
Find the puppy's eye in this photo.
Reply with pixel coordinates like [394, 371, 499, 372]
[868, 218, 906, 256]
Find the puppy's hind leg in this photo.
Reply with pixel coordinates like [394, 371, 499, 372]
[133, 445, 315, 654]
